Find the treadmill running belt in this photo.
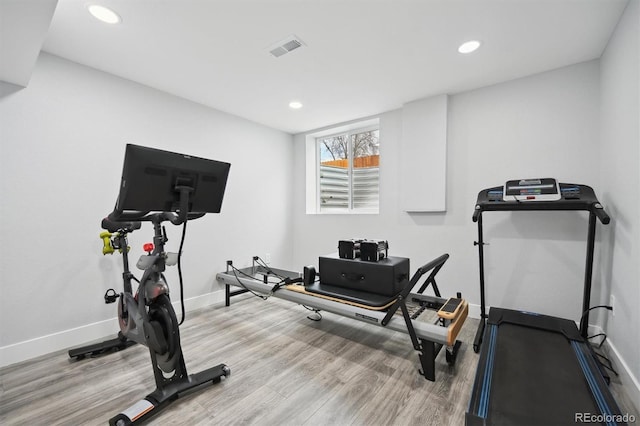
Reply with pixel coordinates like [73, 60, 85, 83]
[467, 308, 626, 426]
[489, 324, 598, 424]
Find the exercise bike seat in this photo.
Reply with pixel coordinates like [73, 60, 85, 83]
[101, 217, 142, 233]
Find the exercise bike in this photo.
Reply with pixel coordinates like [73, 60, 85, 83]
[69, 144, 232, 425]
[106, 211, 229, 426]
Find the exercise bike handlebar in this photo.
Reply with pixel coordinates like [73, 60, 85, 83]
[107, 210, 206, 225]
[101, 217, 142, 233]
[108, 185, 207, 225]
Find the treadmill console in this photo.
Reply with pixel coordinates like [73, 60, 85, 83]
[473, 182, 610, 225]
[560, 185, 581, 199]
[503, 178, 561, 202]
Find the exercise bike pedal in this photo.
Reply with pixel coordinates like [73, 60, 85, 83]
[104, 289, 120, 304]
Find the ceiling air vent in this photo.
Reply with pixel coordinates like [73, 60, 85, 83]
[268, 35, 305, 58]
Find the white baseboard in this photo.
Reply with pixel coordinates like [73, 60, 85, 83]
[605, 339, 640, 415]
[467, 302, 482, 319]
[0, 290, 226, 368]
[0, 317, 121, 369]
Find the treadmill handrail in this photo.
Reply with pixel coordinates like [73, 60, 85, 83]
[472, 183, 610, 225]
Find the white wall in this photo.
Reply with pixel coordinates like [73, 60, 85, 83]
[0, 53, 294, 365]
[293, 60, 602, 323]
[599, 0, 640, 408]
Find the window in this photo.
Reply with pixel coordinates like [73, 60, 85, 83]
[316, 125, 379, 213]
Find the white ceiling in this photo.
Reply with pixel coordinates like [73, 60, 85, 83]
[21, 1, 634, 133]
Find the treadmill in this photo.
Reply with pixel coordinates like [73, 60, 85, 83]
[466, 181, 627, 425]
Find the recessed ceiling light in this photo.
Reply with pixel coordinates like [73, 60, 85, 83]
[88, 4, 121, 24]
[458, 40, 481, 54]
[289, 101, 303, 109]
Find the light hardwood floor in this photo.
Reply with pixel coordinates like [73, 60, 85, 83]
[1, 294, 636, 425]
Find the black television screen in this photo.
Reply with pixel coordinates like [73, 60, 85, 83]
[113, 144, 231, 215]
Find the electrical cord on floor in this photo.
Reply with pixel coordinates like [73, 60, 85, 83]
[579, 305, 612, 335]
[581, 305, 618, 377]
[587, 332, 608, 349]
[587, 332, 618, 375]
[592, 351, 619, 377]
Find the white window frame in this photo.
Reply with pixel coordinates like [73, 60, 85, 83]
[305, 118, 380, 215]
